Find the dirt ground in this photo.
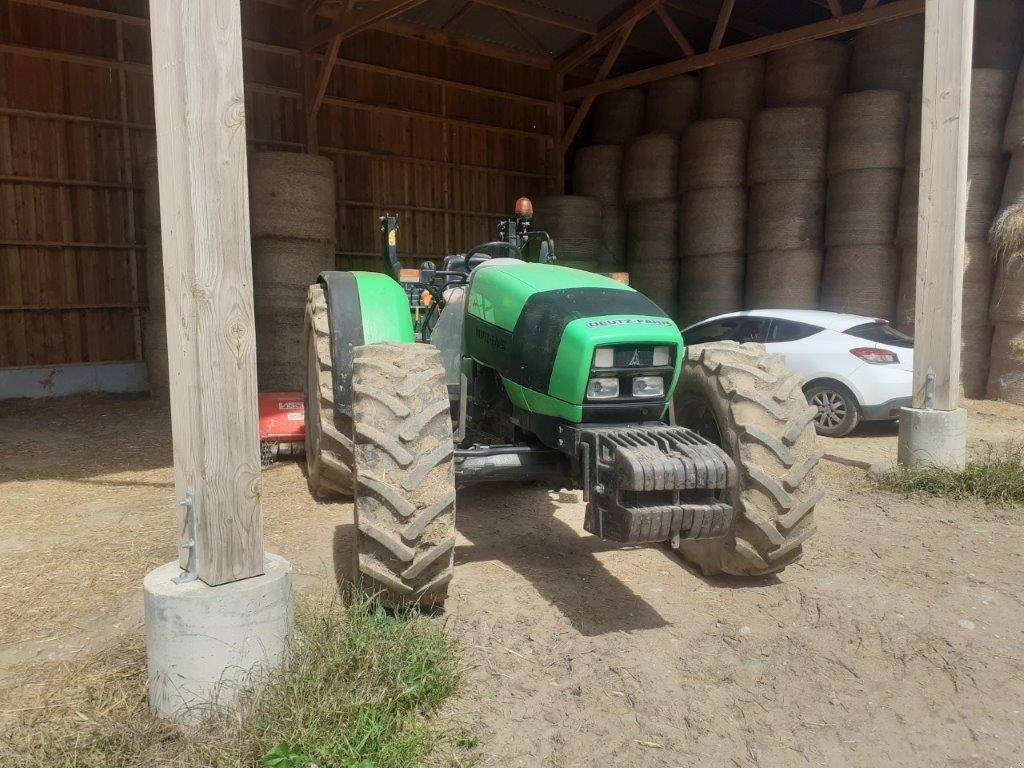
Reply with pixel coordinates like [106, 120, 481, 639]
[2, 395, 1024, 766]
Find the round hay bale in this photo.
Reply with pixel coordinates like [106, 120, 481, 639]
[828, 90, 908, 175]
[896, 163, 920, 244]
[622, 133, 679, 204]
[896, 240, 917, 334]
[849, 16, 925, 93]
[825, 168, 902, 247]
[765, 40, 849, 108]
[974, 0, 1024, 71]
[744, 249, 823, 309]
[987, 321, 1024, 404]
[253, 237, 336, 392]
[678, 253, 744, 327]
[627, 198, 679, 315]
[1003, 59, 1024, 151]
[991, 251, 1024, 323]
[747, 181, 825, 251]
[572, 145, 623, 207]
[678, 119, 747, 190]
[999, 146, 1024, 210]
[679, 186, 746, 256]
[748, 107, 828, 183]
[820, 245, 900, 319]
[645, 75, 700, 135]
[969, 68, 1016, 156]
[250, 152, 336, 242]
[963, 237, 997, 329]
[966, 154, 1008, 239]
[599, 206, 627, 271]
[961, 324, 994, 399]
[533, 195, 602, 263]
[593, 89, 646, 145]
[906, 86, 922, 164]
[701, 57, 765, 121]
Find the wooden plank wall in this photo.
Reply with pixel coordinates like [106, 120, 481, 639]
[0, 0, 554, 369]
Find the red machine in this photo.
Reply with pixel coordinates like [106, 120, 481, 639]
[258, 392, 305, 465]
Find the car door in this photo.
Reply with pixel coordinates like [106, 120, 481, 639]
[764, 319, 827, 380]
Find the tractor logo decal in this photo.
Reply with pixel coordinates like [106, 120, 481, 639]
[585, 318, 674, 328]
[628, 350, 642, 367]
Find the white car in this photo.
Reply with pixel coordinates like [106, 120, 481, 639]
[682, 309, 914, 437]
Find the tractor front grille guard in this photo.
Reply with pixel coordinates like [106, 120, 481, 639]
[566, 424, 738, 544]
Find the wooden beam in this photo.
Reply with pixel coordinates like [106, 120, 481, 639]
[654, 3, 696, 56]
[709, 0, 736, 51]
[380, 19, 552, 68]
[562, 0, 924, 100]
[556, 0, 664, 77]
[472, 0, 597, 35]
[309, 33, 341, 117]
[664, 0, 773, 37]
[561, 19, 637, 150]
[501, 9, 548, 54]
[307, 0, 428, 50]
[443, 0, 474, 31]
[910, 0, 975, 411]
[826, 0, 844, 17]
[148, 0, 264, 585]
[863, 0, 881, 7]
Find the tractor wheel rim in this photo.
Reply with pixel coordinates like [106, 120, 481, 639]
[811, 391, 846, 428]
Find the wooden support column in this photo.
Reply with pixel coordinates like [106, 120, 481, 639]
[910, 0, 974, 412]
[549, 70, 565, 193]
[149, 0, 264, 585]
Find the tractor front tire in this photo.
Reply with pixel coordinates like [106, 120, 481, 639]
[673, 341, 823, 576]
[351, 343, 456, 608]
[305, 284, 354, 498]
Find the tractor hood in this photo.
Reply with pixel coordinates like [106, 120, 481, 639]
[464, 262, 683, 423]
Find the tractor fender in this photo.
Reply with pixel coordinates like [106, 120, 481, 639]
[317, 270, 414, 420]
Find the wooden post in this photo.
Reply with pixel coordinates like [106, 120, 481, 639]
[550, 71, 565, 194]
[910, 0, 974, 411]
[149, 0, 264, 585]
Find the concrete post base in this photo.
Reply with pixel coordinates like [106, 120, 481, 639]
[144, 552, 293, 723]
[897, 407, 968, 470]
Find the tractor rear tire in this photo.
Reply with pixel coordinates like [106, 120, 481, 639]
[304, 284, 354, 498]
[350, 342, 457, 608]
[673, 341, 823, 576]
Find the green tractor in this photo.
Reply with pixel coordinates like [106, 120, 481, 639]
[304, 199, 822, 607]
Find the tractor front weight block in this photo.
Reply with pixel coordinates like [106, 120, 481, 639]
[567, 425, 737, 544]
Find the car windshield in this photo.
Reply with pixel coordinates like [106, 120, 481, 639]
[843, 321, 914, 348]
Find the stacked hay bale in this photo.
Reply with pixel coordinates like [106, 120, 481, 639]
[592, 89, 645, 145]
[988, 53, 1024, 404]
[898, 69, 1015, 397]
[142, 159, 168, 400]
[821, 91, 907, 319]
[745, 107, 828, 309]
[677, 119, 747, 326]
[701, 57, 765, 121]
[534, 195, 602, 271]
[645, 75, 700, 135]
[624, 132, 679, 315]
[572, 146, 625, 270]
[249, 152, 337, 392]
[848, 16, 925, 94]
[765, 40, 849, 108]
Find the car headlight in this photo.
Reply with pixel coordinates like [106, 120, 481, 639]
[652, 345, 671, 366]
[593, 347, 615, 368]
[632, 375, 664, 398]
[586, 377, 619, 400]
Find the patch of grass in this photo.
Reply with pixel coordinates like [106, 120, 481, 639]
[2, 590, 471, 768]
[878, 442, 1024, 507]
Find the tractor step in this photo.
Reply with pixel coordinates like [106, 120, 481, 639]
[568, 424, 737, 544]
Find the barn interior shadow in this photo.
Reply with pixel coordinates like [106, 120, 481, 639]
[332, 483, 669, 636]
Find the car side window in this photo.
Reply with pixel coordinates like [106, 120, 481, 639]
[768, 320, 824, 343]
[684, 319, 739, 345]
[736, 317, 770, 343]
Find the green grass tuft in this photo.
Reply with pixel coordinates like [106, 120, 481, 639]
[878, 442, 1024, 507]
[3, 590, 470, 768]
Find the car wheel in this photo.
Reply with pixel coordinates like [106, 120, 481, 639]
[806, 384, 860, 437]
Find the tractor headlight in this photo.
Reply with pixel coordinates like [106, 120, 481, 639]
[632, 375, 664, 398]
[593, 347, 615, 368]
[586, 377, 619, 400]
[652, 345, 672, 366]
